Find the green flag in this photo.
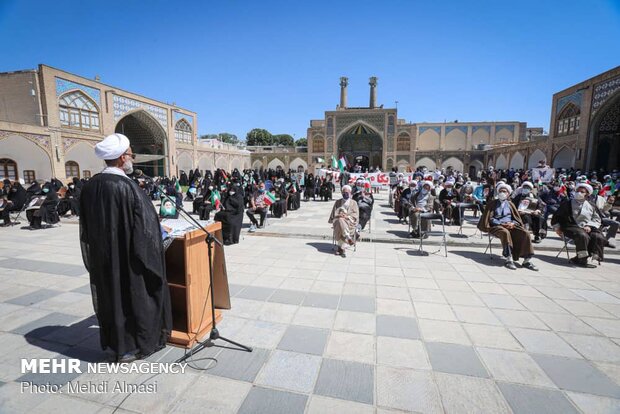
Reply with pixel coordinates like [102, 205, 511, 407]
[331, 155, 338, 169]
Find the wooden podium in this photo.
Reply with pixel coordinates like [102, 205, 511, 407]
[165, 222, 231, 348]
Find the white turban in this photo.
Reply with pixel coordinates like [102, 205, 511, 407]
[444, 178, 455, 186]
[521, 181, 534, 189]
[342, 185, 352, 192]
[95, 133, 130, 160]
[576, 182, 593, 194]
[497, 183, 512, 193]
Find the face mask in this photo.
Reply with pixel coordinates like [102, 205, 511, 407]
[522, 189, 530, 195]
[553, 186, 561, 191]
[208, 186, 213, 190]
[342, 193, 350, 200]
[421, 189, 429, 195]
[574, 192, 585, 201]
[122, 159, 133, 174]
[229, 191, 236, 195]
[69, 185, 74, 189]
[498, 192, 508, 201]
[259, 188, 265, 193]
[42, 188, 49, 194]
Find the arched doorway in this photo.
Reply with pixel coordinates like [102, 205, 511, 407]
[115, 110, 168, 176]
[589, 95, 620, 171]
[553, 146, 575, 168]
[338, 123, 382, 170]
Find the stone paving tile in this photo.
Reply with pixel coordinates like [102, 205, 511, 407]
[314, 358, 374, 404]
[376, 365, 442, 413]
[170, 376, 251, 414]
[306, 395, 374, 414]
[291, 307, 335, 329]
[418, 319, 471, 345]
[463, 324, 524, 350]
[477, 348, 555, 387]
[235, 286, 276, 301]
[452, 305, 503, 325]
[302, 292, 340, 309]
[11, 312, 81, 338]
[376, 337, 431, 369]
[255, 350, 322, 393]
[0, 258, 86, 277]
[532, 354, 620, 398]
[566, 391, 620, 414]
[238, 386, 308, 414]
[414, 302, 457, 321]
[426, 342, 489, 378]
[375, 315, 420, 339]
[376, 298, 415, 316]
[435, 373, 512, 414]
[6, 288, 62, 306]
[510, 328, 583, 358]
[205, 347, 270, 382]
[498, 382, 581, 414]
[333, 310, 376, 335]
[559, 332, 620, 362]
[277, 325, 329, 355]
[324, 331, 375, 364]
[338, 294, 375, 313]
[534, 312, 599, 335]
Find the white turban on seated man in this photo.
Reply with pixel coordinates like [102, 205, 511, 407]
[328, 185, 359, 258]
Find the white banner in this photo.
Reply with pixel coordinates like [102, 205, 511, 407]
[531, 167, 555, 183]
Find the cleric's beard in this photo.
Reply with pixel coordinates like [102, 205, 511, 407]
[122, 160, 133, 175]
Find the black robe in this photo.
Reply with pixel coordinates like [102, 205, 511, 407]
[214, 191, 244, 244]
[79, 173, 172, 356]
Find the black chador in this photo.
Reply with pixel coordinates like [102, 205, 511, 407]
[79, 173, 172, 358]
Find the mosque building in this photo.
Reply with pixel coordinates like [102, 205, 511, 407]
[0, 64, 250, 182]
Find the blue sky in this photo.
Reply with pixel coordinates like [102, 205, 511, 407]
[1, 0, 619, 141]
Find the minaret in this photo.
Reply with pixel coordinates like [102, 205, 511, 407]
[339, 77, 348, 109]
[369, 77, 378, 108]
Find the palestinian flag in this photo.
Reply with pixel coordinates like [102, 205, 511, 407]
[338, 156, 347, 172]
[331, 155, 338, 169]
[263, 191, 276, 206]
[211, 190, 222, 210]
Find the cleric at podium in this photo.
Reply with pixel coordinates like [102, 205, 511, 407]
[79, 133, 172, 363]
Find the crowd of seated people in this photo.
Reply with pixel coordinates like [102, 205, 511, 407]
[0, 176, 86, 230]
[386, 161, 619, 268]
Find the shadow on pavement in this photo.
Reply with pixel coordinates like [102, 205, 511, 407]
[306, 242, 336, 254]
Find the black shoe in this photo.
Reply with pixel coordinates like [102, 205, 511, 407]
[504, 261, 517, 270]
[410, 231, 420, 238]
[533, 236, 541, 244]
[569, 257, 596, 268]
[522, 261, 539, 271]
[223, 240, 233, 246]
[116, 350, 140, 363]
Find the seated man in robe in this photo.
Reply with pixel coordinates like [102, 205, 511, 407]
[552, 183, 606, 267]
[328, 185, 359, 258]
[589, 181, 617, 249]
[512, 181, 546, 243]
[478, 183, 539, 271]
[438, 178, 462, 225]
[399, 181, 417, 224]
[27, 182, 60, 229]
[247, 182, 268, 232]
[353, 179, 374, 230]
[409, 180, 435, 239]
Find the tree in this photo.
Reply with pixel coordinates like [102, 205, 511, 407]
[246, 128, 273, 146]
[219, 133, 239, 144]
[295, 137, 307, 147]
[273, 134, 295, 146]
[199, 134, 219, 140]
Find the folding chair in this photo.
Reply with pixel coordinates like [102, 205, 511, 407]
[483, 232, 496, 259]
[417, 212, 447, 257]
[331, 226, 357, 252]
[456, 202, 482, 237]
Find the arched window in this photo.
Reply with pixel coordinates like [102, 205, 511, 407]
[556, 103, 581, 136]
[65, 161, 80, 179]
[396, 133, 410, 151]
[175, 119, 193, 143]
[313, 136, 325, 153]
[59, 91, 100, 131]
[326, 117, 334, 135]
[0, 158, 18, 180]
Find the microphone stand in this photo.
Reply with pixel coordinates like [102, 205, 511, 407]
[155, 184, 252, 363]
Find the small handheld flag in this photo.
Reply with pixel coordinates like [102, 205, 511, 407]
[263, 191, 276, 206]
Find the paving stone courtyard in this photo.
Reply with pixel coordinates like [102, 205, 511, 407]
[1, 192, 620, 413]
